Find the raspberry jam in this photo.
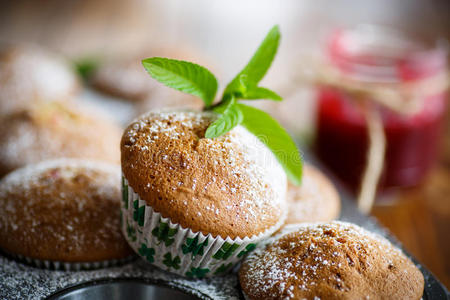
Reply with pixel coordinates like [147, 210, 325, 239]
[314, 25, 448, 191]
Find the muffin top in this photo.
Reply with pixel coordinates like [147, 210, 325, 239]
[0, 44, 79, 115]
[121, 110, 287, 239]
[0, 101, 121, 177]
[91, 47, 213, 102]
[91, 54, 155, 101]
[239, 221, 424, 300]
[0, 159, 132, 262]
[285, 164, 340, 224]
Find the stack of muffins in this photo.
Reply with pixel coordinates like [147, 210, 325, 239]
[0, 42, 424, 300]
[0, 44, 133, 269]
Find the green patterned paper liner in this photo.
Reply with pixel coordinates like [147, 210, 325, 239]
[121, 176, 286, 278]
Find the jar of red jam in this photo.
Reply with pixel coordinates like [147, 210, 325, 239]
[315, 25, 448, 192]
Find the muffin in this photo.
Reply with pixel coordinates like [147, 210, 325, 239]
[0, 101, 121, 177]
[0, 159, 133, 270]
[239, 221, 424, 300]
[0, 44, 79, 115]
[91, 53, 155, 102]
[121, 110, 288, 277]
[91, 47, 210, 103]
[285, 164, 340, 224]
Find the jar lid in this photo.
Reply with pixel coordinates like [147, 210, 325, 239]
[327, 24, 447, 82]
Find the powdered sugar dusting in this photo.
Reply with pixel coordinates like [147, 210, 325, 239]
[240, 221, 408, 299]
[0, 159, 125, 257]
[0, 158, 120, 195]
[286, 165, 340, 224]
[0, 101, 121, 175]
[287, 173, 323, 221]
[123, 110, 287, 235]
[0, 45, 78, 115]
[0, 256, 240, 299]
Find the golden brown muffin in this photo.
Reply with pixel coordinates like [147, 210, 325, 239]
[121, 110, 287, 239]
[239, 221, 424, 300]
[285, 164, 340, 224]
[91, 47, 212, 103]
[0, 44, 79, 115]
[0, 101, 121, 177]
[90, 54, 154, 102]
[0, 159, 132, 263]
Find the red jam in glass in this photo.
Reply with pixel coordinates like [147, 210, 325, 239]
[315, 25, 448, 191]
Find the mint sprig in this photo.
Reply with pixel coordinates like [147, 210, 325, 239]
[142, 25, 303, 184]
[142, 57, 218, 107]
[205, 95, 243, 139]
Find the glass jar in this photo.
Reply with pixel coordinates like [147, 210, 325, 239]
[314, 25, 448, 191]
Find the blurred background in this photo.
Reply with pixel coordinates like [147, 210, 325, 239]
[0, 0, 449, 288]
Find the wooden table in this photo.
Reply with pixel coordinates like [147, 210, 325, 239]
[371, 111, 450, 289]
[372, 165, 450, 289]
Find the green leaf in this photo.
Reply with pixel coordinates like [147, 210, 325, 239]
[224, 25, 280, 97]
[205, 96, 243, 139]
[242, 86, 282, 101]
[73, 57, 99, 80]
[237, 104, 302, 185]
[142, 57, 218, 107]
[229, 74, 282, 101]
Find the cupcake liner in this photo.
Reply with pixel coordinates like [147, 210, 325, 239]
[2, 250, 135, 271]
[121, 176, 286, 278]
[242, 292, 251, 300]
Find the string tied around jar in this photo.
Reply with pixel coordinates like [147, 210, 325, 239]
[294, 58, 449, 214]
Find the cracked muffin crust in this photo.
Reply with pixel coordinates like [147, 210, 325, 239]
[121, 110, 288, 239]
[239, 221, 424, 300]
[0, 159, 132, 262]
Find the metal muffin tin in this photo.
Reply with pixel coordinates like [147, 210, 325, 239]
[47, 279, 199, 300]
[1, 176, 448, 299]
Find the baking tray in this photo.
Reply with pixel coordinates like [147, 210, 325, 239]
[1, 161, 448, 300]
[0, 92, 448, 299]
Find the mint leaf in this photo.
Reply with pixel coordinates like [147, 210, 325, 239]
[224, 25, 280, 97]
[237, 103, 302, 185]
[73, 57, 99, 80]
[205, 96, 243, 138]
[142, 57, 218, 107]
[232, 74, 282, 101]
[242, 86, 282, 101]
